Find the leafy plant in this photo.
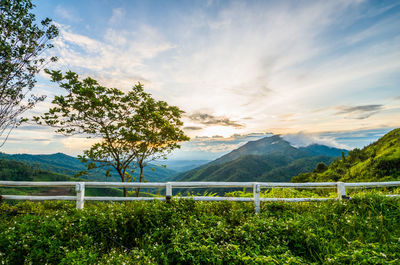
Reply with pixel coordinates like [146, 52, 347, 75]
[1, 194, 400, 264]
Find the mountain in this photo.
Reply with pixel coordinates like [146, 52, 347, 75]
[161, 160, 211, 172]
[0, 152, 177, 182]
[292, 128, 400, 183]
[299, 144, 347, 157]
[209, 135, 307, 166]
[177, 135, 348, 182]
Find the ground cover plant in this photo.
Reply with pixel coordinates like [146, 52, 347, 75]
[1, 193, 400, 264]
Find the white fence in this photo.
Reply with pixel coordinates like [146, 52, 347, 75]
[1, 181, 400, 213]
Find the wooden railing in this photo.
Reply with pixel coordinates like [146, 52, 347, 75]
[1, 181, 400, 213]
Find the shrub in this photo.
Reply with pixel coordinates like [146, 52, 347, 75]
[1, 195, 400, 264]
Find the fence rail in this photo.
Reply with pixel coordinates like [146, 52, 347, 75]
[1, 181, 400, 213]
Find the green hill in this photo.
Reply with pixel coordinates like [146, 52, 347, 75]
[0, 152, 177, 182]
[292, 128, 400, 182]
[0, 158, 124, 196]
[177, 135, 347, 182]
[0, 159, 76, 182]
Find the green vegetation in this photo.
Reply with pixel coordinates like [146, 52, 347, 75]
[1, 194, 400, 264]
[292, 128, 400, 183]
[0, 158, 74, 195]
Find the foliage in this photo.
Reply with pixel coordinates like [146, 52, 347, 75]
[35, 71, 188, 196]
[0, 158, 34, 181]
[126, 93, 190, 195]
[1, 195, 400, 264]
[292, 128, 400, 183]
[313, 162, 329, 173]
[226, 187, 337, 199]
[0, 0, 58, 146]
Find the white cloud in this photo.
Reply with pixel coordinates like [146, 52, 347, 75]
[49, 23, 174, 90]
[47, 1, 400, 135]
[5, 1, 400, 158]
[282, 132, 349, 149]
[148, 0, 400, 135]
[178, 132, 271, 155]
[60, 137, 99, 153]
[55, 5, 81, 22]
[109, 8, 125, 25]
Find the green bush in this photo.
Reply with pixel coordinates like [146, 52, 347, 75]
[1, 195, 400, 264]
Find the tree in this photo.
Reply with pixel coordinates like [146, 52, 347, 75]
[313, 162, 328, 174]
[35, 71, 189, 196]
[130, 96, 190, 196]
[0, 0, 58, 147]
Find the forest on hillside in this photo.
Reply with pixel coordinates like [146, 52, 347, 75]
[292, 128, 400, 183]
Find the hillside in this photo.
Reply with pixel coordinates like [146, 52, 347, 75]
[0, 159, 76, 182]
[292, 128, 400, 182]
[0, 159, 123, 196]
[0, 152, 177, 182]
[177, 135, 347, 182]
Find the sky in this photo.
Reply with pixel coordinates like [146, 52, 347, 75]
[1, 0, 400, 160]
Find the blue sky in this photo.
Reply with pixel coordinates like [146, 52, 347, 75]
[1, 0, 400, 160]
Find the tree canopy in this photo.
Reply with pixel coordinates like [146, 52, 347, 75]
[0, 0, 58, 147]
[35, 70, 189, 196]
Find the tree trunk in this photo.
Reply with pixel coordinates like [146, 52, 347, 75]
[136, 166, 144, 197]
[117, 169, 127, 197]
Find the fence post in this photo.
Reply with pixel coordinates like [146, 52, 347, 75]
[166, 182, 172, 203]
[76, 182, 85, 209]
[337, 182, 346, 200]
[253, 183, 261, 214]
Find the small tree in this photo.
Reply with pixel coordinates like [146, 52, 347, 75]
[313, 162, 328, 173]
[35, 71, 189, 196]
[131, 97, 189, 196]
[0, 0, 58, 147]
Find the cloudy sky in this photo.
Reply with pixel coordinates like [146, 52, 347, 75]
[2, 0, 400, 160]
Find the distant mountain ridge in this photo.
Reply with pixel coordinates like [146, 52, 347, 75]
[161, 160, 210, 172]
[0, 152, 177, 182]
[177, 135, 348, 182]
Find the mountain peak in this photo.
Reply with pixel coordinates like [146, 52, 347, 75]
[177, 133, 347, 183]
[209, 134, 302, 166]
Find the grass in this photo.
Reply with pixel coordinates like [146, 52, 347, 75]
[1, 191, 400, 264]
